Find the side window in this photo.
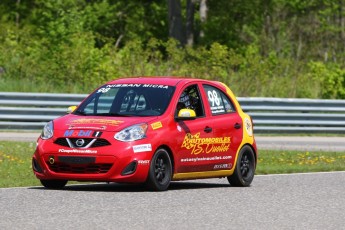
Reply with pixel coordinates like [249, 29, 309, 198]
[203, 85, 235, 115]
[176, 84, 204, 117]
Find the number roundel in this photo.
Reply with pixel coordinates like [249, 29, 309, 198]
[208, 90, 220, 107]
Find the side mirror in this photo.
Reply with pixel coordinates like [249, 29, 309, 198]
[67, 106, 77, 114]
[176, 109, 196, 120]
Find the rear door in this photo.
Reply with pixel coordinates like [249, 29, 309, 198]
[201, 84, 243, 170]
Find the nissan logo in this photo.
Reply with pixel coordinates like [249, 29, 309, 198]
[75, 139, 85, 147]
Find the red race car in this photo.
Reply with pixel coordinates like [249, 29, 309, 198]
[32, 77, 257, 191]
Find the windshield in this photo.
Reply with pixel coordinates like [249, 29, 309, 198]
[75, 83, 175, 117]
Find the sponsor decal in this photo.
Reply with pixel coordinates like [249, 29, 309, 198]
[181, 155, 232, 163]
[244, 117, 253, 137]
[97, 88, 111, 94]
[181, 132, 231, 155]
[103, 84, 169, 89]
[68, 126, 106, 130]
[70, 119, 124, 126]
[64, 130, 91, 137]
[64, 130, 103, 138]
[58, 149, 97, 154]
[151, 122, 163, 130]
[138, 160, 150, 165]
[214, 163, 232, 169]
[207, 90, 225, 114]
[142, 84, 169, 89]
[133, 144, 152, 153]
[106, 84, 142, 88]
[92, 131, 103, 138]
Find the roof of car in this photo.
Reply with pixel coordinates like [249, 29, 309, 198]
[106, 76, 214, 86]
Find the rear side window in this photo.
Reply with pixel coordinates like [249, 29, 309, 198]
[203, 85, 235, 115]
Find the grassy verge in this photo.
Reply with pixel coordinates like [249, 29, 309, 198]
[0, 141, 344, 188]
[0, 141, 40, 187]
[256, 150, 345, 174]
[0, 78, 90, 94]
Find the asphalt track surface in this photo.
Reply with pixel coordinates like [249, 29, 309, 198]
[1, 133, 345, 229]
[0, 172, 344, 229]
[1, 132, 345, 152]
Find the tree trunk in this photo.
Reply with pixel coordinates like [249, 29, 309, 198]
[168, 0, 185, 45]
[199, 0, 207, 38]
[186, 0, 195, 46]
[340, 0, 345, 40]
[16, 0, 21, 27]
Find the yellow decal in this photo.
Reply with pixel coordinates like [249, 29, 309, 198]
[151, 121, 163, 130]
[244, 117, 253, 137]
[173, 170, 234, 180]
[181, 132, 231, 155]
[70, 119, 124, 126]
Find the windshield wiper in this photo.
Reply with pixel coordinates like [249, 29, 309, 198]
[73, 111, 134, 117]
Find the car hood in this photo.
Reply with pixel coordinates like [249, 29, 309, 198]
[53, 114, 158, 132]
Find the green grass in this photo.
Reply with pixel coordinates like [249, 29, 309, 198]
[0, 141, 40, 188]
[0, 141, 344, 188]
[0, 78, 91, 94]
[256, 150, 345, 174]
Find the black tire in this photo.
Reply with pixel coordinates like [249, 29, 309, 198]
[145, 148, 172, 191]
[227, 145, 255, 187]
[40, 179, 68, 189]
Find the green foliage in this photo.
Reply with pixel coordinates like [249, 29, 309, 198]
[308, 62, 345, 99]
[0, 0, 345, 98]
[0, 34, 331, 98]
[202, 0, 266, 48]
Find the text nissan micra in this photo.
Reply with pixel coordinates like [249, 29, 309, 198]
[32, 77, 258, 191]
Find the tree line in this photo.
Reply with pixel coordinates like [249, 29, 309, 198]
[0, 0, 344, 98]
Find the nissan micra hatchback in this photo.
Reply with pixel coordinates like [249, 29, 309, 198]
[33, 77, 257, 191]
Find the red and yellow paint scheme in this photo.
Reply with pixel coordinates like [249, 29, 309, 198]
[32, 77, 257, 191]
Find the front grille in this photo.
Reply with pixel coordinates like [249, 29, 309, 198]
[48, 162, 113, 174]
[91, 139, 111, 147]
[54, 138, 111, 148]
[54, 138, 69, 147]
[58, 156, 96, 164]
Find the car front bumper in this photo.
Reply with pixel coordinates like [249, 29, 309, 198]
[32, 137, 152, 183]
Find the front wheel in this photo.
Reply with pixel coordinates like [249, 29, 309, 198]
[40, 179, 68, 189]
[145, 148, 172, 191]
[227, 145, 256, 187]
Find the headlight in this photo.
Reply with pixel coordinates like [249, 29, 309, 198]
[114, 123, 148, 142]
[41, 121, 54, 140]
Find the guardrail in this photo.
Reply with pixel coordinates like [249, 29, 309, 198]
[1, 92, 345, 133]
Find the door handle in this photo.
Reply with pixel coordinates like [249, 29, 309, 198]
[234, 123, 241, 129]
[204, 126, 212, 133]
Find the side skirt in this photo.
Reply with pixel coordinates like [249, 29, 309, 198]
[172, 169, 234, 181]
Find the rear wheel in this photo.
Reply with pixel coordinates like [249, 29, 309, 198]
[40, 179, 68, 189]
[145, 148, 172, 191]
[227, 146, 255, 187]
